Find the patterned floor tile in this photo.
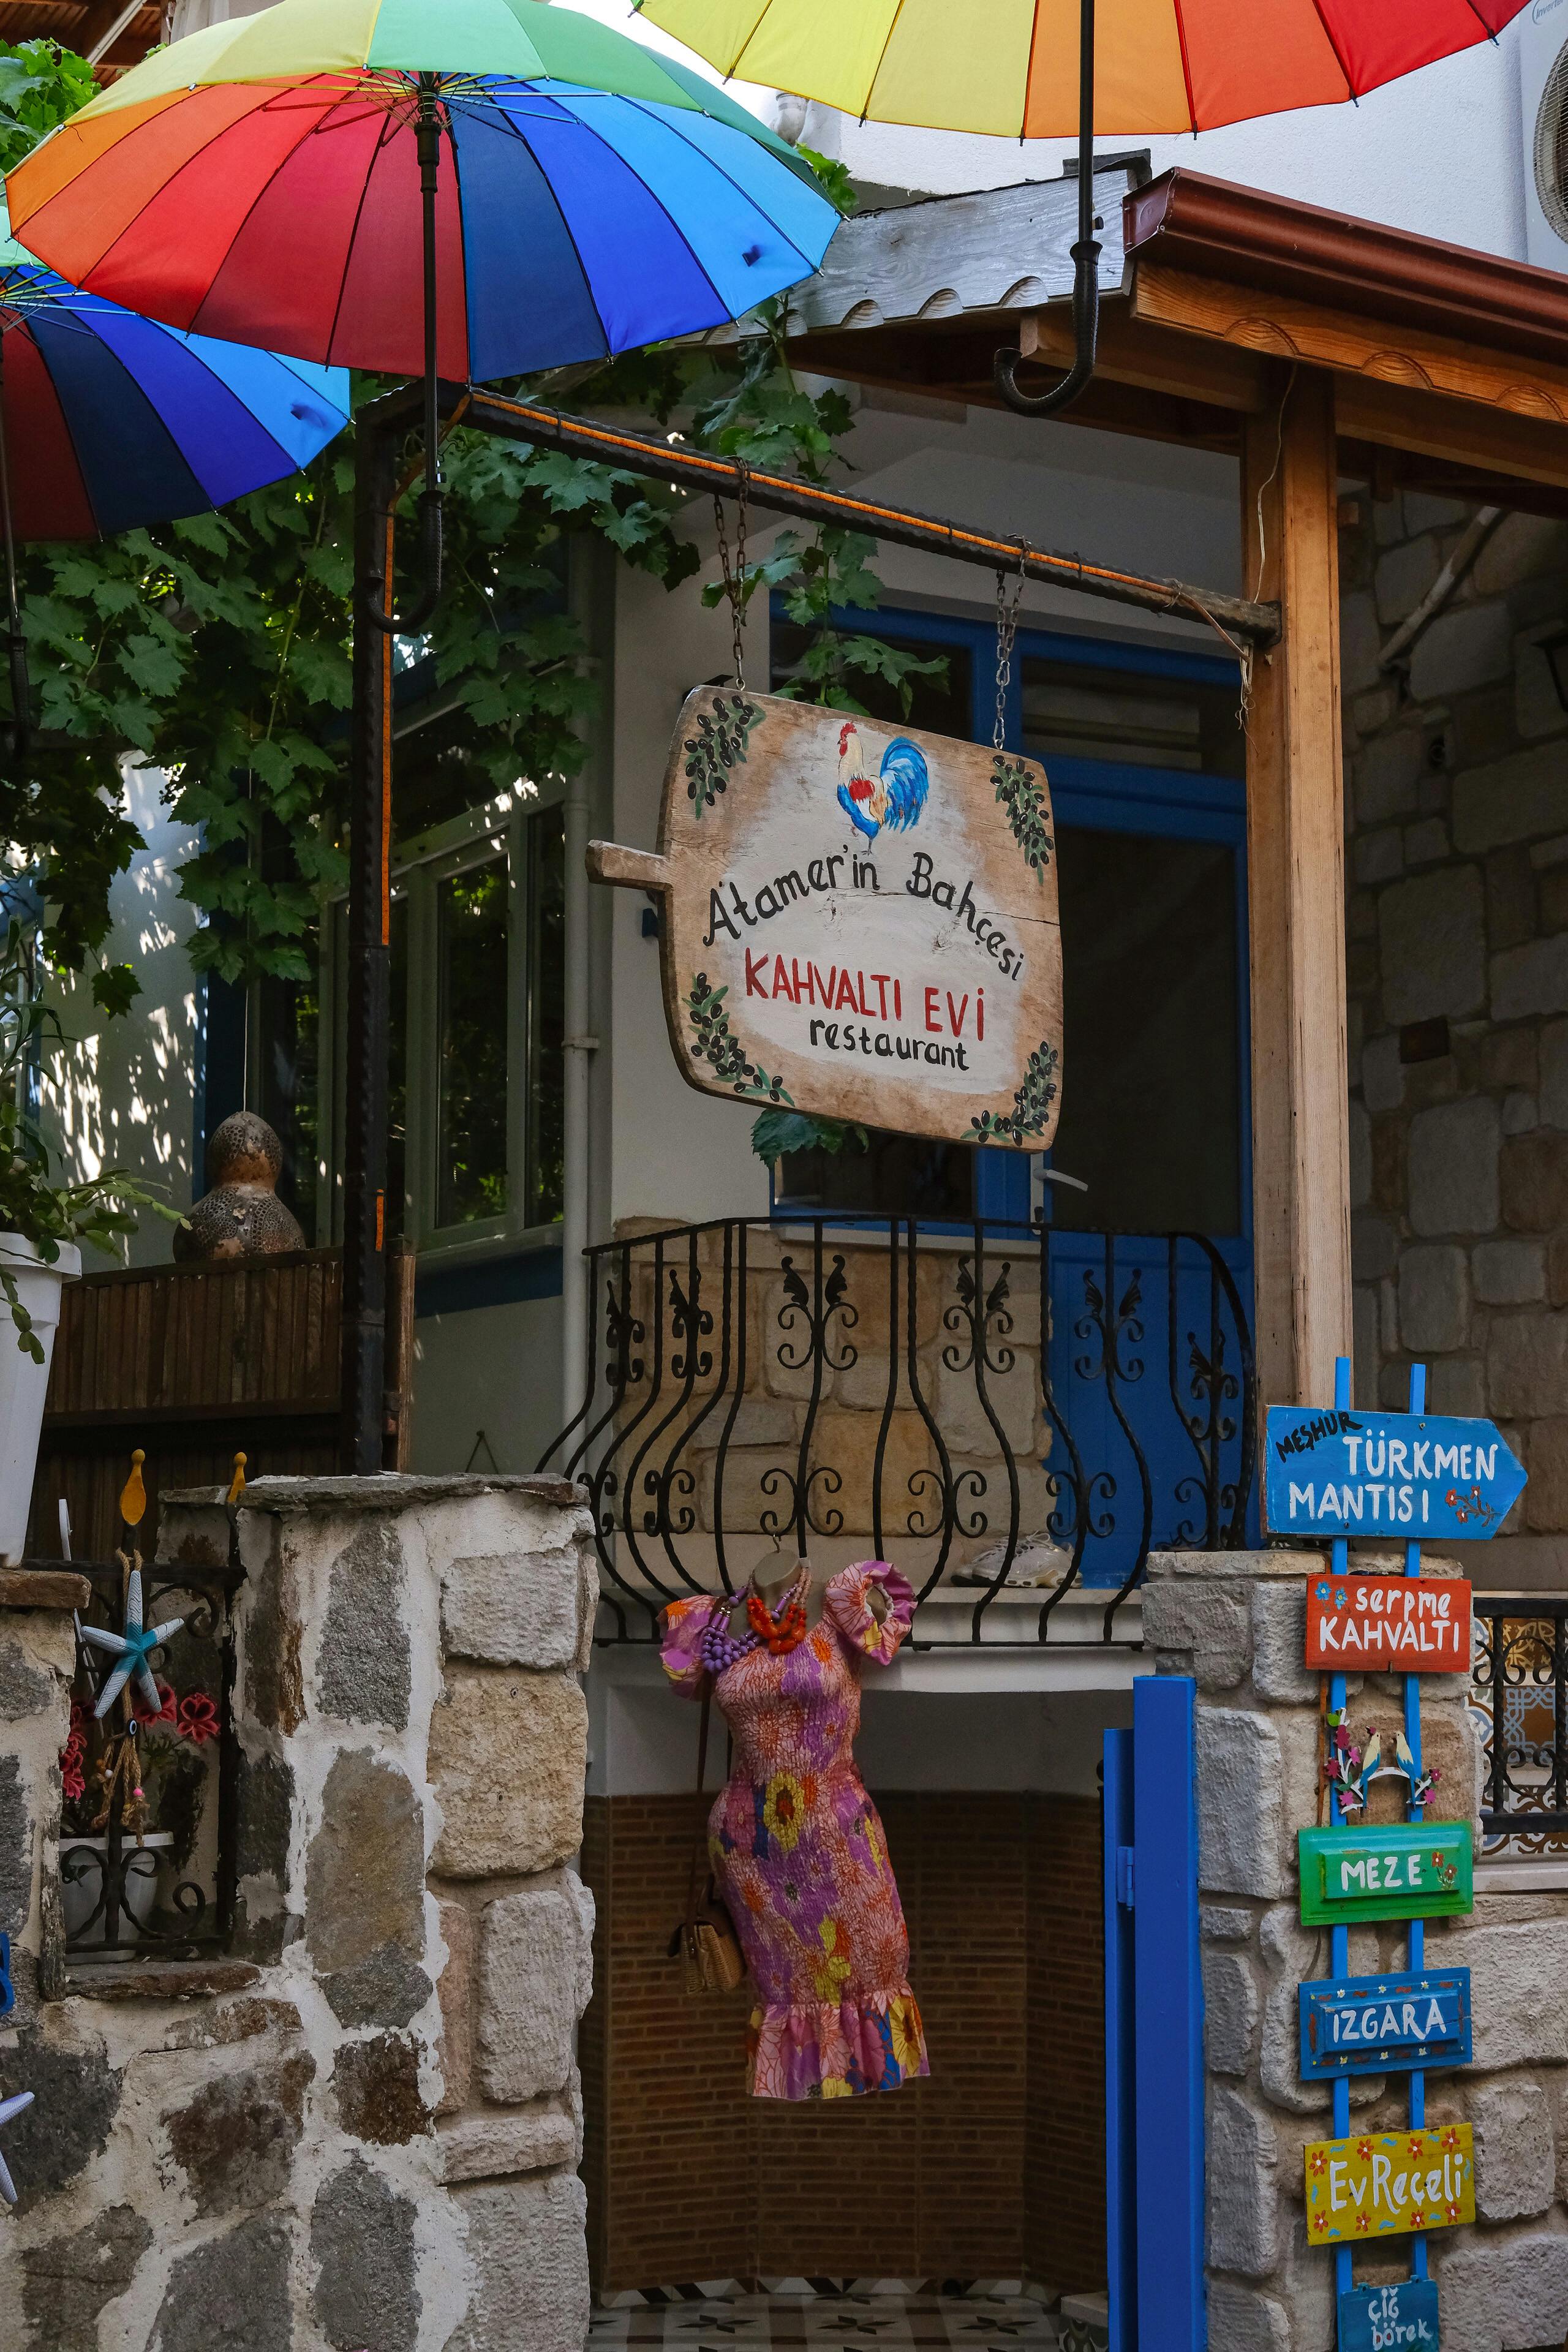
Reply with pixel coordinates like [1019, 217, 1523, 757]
[592, 2290, 1058, 2351]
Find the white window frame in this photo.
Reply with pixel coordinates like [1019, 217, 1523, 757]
[314, 775, 565, 1265]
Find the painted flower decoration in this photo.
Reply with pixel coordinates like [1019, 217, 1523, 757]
[1333, 1588, 1348, 1608]
[1310, 2151, 1327, 2177]
[1316, 1581, 1330, 1599]
[1356, 2139, 1373, 2160]
[1410, 2208, 1426, 2229]
[1441, 2128, 1462, 2152]
[1408, 2136, 1426, 2158]
[810, 1919, 853, 2002]
[762, 1772, 805, 1853]
[1446, 2201, 1461, 2222]
[1312, 2213, 1328, 2234]
[176, 1693, 219, 1746]
[1354, 2213, 1369, 2234]
[890, 1996, 923, 2077]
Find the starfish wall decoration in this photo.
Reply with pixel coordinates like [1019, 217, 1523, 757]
[77, 1569, 186, 1721]
[0, 2089, 34, 2204]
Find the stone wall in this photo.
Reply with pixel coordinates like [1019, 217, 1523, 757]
[1145, 1546, 1568, 2352]
[0, 1472, 597, 2352]
[1341, 496, 1568, 1589]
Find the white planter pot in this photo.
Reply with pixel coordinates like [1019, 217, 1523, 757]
[0, 1234, 78, 1562]
[60, 1830, 173, 1947]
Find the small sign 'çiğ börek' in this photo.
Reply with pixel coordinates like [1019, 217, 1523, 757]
[1303, 1574, 1471, 1672]
[1262, 1407, 1525, 1541]
[586, 689, 1064, 1150]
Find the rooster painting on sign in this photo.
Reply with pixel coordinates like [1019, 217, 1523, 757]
[836, 721, 930, 843]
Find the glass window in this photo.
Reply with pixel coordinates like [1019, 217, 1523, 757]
[773, 1128, 974, 1220]
[435, 859, 508, 1229]
[1047, 827, 1243, 1237]
[1021, 654, 1244, 777]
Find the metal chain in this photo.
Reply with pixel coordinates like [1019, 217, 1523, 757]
[712, 461, 750, 688]
[993, 545, 1027, 749]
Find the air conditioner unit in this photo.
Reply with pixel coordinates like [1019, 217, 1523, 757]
[1523, 0, 1568, 268]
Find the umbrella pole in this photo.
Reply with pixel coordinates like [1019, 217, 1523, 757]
[342, 415, 398, 1473]
[994, 0, 1101, 418]
[363, 70, 445, 634]
[0, 336, 29, 758]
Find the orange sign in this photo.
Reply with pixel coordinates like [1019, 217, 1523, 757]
[1304, 1575, 1471, 1672]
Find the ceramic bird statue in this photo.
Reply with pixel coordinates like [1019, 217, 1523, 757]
[0, 2089, 33, 2204]
[78, 1569, 186, 1720]
[835, 721, 930, 843]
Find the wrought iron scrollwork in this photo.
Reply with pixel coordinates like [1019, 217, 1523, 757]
[537, 1215, 1257, 1651]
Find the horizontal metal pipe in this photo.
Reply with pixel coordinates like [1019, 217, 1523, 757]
[363, 383, 1281, 649]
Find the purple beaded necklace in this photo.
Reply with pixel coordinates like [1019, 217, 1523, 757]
[699, 1565, 809, 1676]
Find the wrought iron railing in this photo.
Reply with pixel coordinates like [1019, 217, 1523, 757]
[538, 1216, 1257, 1646]
[58, 1533, 239, 1964]
[1474, 1599, 1568, 1849]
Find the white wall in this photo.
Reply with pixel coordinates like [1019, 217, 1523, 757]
[801, 32, 1529, 263]
[607, 556, 772, 1232]
[39, 761, 201, 1270]
[589, 1666, 1133, 1795]
[410, 1292, 565, 1474]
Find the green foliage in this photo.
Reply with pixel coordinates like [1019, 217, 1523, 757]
[0, 37, 95, 174]
[0, 84, 941, 1033]
[751, 1109, 868, 1162]
[0, 927, 177, 1355]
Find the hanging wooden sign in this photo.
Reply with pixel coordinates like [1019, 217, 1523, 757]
[1338, 2279, 1441, 2348]
[1305, 1574, 1472, 1672]
[1304, 2124, 1473, 2244]
[1298, 1823, 1472, 1925]
[587, 688, 1064, 1148]
[1298, 1967, 1472, 2079]
[1263, 1406, 1525, 1540]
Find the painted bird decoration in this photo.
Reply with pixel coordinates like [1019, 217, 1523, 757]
[836, 721, 930, 843]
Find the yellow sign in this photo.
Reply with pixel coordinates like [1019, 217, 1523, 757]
[1305, 2125, 1474, 2244]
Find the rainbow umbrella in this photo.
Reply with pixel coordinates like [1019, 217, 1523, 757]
[4, 0, 842, 622]
[633, 0, 1530, 412]
[0, 198, 347, 540]
[0, 195, 347, 745]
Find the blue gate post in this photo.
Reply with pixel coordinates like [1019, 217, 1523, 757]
[1105, 1675, 1207, 2350]
[1104, 1727, 1136, 2351]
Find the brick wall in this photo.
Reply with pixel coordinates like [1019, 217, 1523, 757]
[579, 1788, 1105, 2294]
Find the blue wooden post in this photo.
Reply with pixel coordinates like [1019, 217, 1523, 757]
[1104, 1726, 1137, 2352]
[1133, 1674, 1206, 2350]
[1328, 1356, 1353, 2308]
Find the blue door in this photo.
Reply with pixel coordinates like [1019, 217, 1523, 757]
[1104, 1676, 1206, 2351]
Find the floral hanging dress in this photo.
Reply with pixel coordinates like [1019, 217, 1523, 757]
[660, 1562, 930, 2101]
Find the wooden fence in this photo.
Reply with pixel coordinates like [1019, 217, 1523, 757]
[24, 1243, 414, 1560]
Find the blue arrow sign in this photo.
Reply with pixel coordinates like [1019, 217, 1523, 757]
[1262, 1408, 1525, 1540]
[1300, 1968, 1471, 2079]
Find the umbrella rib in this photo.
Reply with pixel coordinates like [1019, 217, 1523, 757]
[322, 102, 404, 372]
[1170, 0, 1199, 135]
[616, 91, 821, 281]
[1303, 0, 1357, 98]
[13, 314, 102, 534]
[861, 0, 910, 129]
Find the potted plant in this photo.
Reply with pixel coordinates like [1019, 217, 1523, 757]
[0, 922, 172, 1560]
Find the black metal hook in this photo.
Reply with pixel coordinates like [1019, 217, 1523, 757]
[993, 0, 1102, 421]
[363, 72, 445, 636]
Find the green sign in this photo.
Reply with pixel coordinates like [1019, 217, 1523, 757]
[1298, 1823, 1473, 1925]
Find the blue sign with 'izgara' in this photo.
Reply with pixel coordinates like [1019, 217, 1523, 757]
[1300, 1969, 1471, 2079]
[1338, 2279, 1440, 2350]
[1262, 1406, 1525, 1540]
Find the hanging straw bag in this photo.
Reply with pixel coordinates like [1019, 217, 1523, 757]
[670, 1685, 746, 1996]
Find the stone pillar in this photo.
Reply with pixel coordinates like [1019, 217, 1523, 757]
[0, 1472, 597, 2352]
[1144, 1547, 1568, 2352]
